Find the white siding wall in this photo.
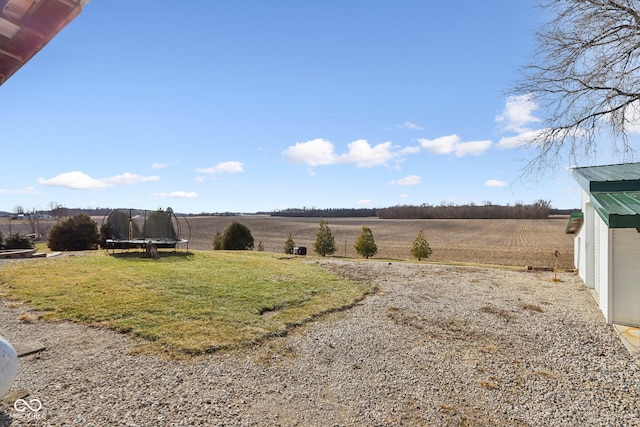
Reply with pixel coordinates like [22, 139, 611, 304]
[575, 225, 586, 282]
[574, 235, 582, 275]
[574, 189, 640, 327]
[581, 189, 590, 207]
[593, 209, 602, 295]
[612, 229, 640, 326]
[597, 215, 612, 323]
[584, 200, 596, 289]
[574, 191, 587, 278]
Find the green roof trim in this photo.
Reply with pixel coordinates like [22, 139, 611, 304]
[565, 211, 584, 234]
[572, 162, 640, 193]
[571, 163, 640, 229]
[590, 191, 640, 228]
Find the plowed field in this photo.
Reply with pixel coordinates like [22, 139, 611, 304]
[183, 216, 575, 269]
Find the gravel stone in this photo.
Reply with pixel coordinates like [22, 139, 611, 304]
[0, 259, 639, 426]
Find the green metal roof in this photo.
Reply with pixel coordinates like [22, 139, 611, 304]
[590, 191, 640, 228]
[571, 162, 640, 228]
[572, 162, 640, 193]
[565, 211, 584, 234]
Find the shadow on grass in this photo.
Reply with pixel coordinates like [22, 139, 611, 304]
[106, 251, 194, 260]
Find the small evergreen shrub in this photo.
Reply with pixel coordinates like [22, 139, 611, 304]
[354, 226, 377, 259]
[48, 214, 100, 251]
[221, 221, 254, 250]
[314, 219, 336, 257]
[284, 232, 295, 254]
[212, 231, 223, 250]
[4, 233, 34, 249]
[411, 229, 432, 261]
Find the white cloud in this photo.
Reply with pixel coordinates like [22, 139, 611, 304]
[195, 161, 244, 175]
[151, 162, 167, 170]
[418, 134, 492, 157]
[495, 93, 541, 133]
[386, 121, 424, 131]
[282, 138, 337, 166]
[497, 129, 543, 149]
[0, 186, 37, 195]
[389, 175, 422, 186]
[153, 191, 198, 199]
[397, 145, 421, 155]
[283, 138, 411, 168]
[400, 121, 424, 130]
[170, 191, 198, 198]
[497, 126, 587, 150]
[418, 134, 460, 155]
[485, 179, 508, 187]
[104, 172, 160, 185]
[625, 103, 640, 133]
[37, 171, 161, 190]
[339, 139, 395, 168]
[399, 194, 409, 199]
[37, 171, 111, 190]
[454, 140, 492, 157]
[357, 199, 373, 206]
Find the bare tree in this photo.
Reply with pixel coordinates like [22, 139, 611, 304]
[514, 0, 640, 173]
[24, 208, 40, 239]
[48, 201, 67, 219]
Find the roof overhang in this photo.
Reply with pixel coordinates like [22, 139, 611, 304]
[565, 211, 584, 234]
[590, 191, 640, 228]
[571, 163, 640, 229]
[0, 0, 89, 86]
[572, 162, 640, 193]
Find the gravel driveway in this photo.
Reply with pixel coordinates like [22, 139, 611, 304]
[1, 260, 639, 426]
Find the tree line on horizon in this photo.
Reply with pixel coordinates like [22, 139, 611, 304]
[377, 200, 554, 219]
[270, 207, 377, 218]
[5, 200, 574, 221]
[270, 200, 568, 219]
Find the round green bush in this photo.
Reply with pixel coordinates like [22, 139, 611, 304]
[48, 214, 100, 251]
[221, 221, 254, 250]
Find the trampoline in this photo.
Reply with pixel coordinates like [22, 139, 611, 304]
[102, 208, 191, 251]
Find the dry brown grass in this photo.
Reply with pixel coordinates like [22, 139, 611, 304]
[17, 311, 39, 323]
[520, 303, 544, 312]
[182, 215, 575, 269]
[480, 305, 515, 320]
[523, 370, 559, 379]
[479, 380, 500, 390]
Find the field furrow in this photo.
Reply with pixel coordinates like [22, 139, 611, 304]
[0, 215, 576, 269]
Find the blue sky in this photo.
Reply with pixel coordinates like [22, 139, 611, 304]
[0, 1, 622, 213]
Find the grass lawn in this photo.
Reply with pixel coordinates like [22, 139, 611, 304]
[0, 250, 372, 355]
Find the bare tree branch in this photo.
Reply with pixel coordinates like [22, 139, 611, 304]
[514, 0, 640, 174]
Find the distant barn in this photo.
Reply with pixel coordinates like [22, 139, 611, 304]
[102, 208, 190, 251]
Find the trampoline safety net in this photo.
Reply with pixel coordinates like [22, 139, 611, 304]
[103, 208, 190, 250]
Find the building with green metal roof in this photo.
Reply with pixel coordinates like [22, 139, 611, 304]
[570, 162, 640, 327]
